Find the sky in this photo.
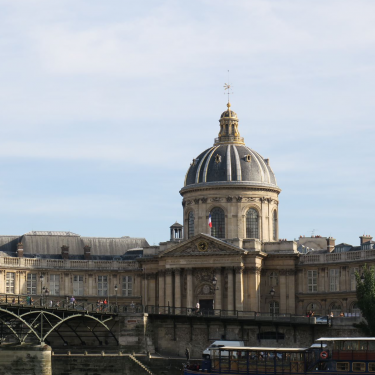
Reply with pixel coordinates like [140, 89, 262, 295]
[0, 0, 374, 246]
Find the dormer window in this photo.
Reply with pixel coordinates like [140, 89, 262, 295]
[215, 154, 222, 163]
[245, 154, 251, 162]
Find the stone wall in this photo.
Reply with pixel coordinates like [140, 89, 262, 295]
[0, 344, 52, 375]
[150, 317, 363, 358]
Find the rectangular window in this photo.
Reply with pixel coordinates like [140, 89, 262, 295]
[351, 267, 359, 291]
[27, 273, 37, 295]
[330, 269, 340, 292]
[6, 272, 15, 294]
[307, 270, 318, 292]
[353, 363, 366, 372]
[337, 363, 349, 371]
[369, 363, 375, 372]
[50, 274, 60, 295]
[73, 275, 84, 296]
[98, 276, 108, 296]
[122, 276, 133, 296]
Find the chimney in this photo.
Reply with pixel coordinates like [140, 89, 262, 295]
[17, 242, 24, 257]
[360, 235, 373, 246]
[61, 245, 69, 260]
[83, 245, 91, 260]
[327, 237, 336, 252]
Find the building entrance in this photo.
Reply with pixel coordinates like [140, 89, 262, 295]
[199, 299, 214, 311]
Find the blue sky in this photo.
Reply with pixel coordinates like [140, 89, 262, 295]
[0, 0, 374, 246]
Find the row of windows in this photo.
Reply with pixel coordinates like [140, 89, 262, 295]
[5, 273, 133, 296]
[337, 362, 375, 372]
[307, 268, 358, 293]
[188, 207, 278, 240]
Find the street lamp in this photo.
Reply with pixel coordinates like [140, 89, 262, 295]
[211, 275, 219, 314]
[270, 287, 275, 318]
[360, 273, 365, 284]
[115, 284, 118, 307]
[40, 274, 44, 306]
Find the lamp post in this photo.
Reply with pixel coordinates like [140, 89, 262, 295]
[270, 287, 275, 319]
[360, 273, 365, 283]
[40, 274, 44, 306]
[115, 284, 118, 307]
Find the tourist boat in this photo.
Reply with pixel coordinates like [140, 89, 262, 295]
[184, 337, 375, 375]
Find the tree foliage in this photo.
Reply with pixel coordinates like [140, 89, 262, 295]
[355, 265, 375, 336]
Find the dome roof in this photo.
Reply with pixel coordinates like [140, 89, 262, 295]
[181, 103, 280, 192]
[183, 144, 278, 190]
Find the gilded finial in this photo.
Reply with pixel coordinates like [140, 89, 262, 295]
[227, 102, 231, 110]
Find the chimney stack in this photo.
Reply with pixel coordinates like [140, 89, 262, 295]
[360, 235, 372, 246]
[83, 245, 91, 260]
[17, 242, 24, 257]
[326, 237, 336, 252]
[61, 245, 69, 260]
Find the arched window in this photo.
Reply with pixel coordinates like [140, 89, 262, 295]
[188, 211, 194, 239]
[329, 303, 342, 317]
[246, 208, 259, 239]
[306, 302, 322, 316]
[269, 301, 279, 314]
[350, 302, 361, 317]
[273, 210, 277, 241]
[211, 207, 225, 239]
[269, 272, 279, 286]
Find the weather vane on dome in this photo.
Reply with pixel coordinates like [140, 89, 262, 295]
[224, 70, 233, 107]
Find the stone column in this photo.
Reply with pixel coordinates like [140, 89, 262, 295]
[288, 270, 296, 314]
[15, 271, 20, 295]
[158, 271, 165, 307]
[248, 267, 260, 311]
[143, 274, 148, 305]
[165, 269, 173, 307]
[174, 268, 181, 308]
[279, 270, 287, 313]
[186, 268, 193, 308]
[226, 268, 234, 311]
[235, 266, 244, 311]
[147, 273, 156, 306]
[64, 273, 70, 296]
[214, 267, 222, 310]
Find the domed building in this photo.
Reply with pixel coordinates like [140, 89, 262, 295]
[136, 102, 299, 316]
[181, 102, 280, 243]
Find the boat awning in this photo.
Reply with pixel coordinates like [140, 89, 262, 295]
[219, 346, 308, 352]
[316, 338, 375, 341]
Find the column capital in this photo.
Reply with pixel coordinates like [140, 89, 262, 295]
[224, 267, 233, 275]
[214, 267, 222, 274]
[174, 268, 181, 275]
[146, 273, 156, 280]
[234, 266, 245, 274]
[165, 269, 173, 276]
[158, 270, 165, 276]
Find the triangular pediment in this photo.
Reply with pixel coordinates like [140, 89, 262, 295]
[159, 234, 247, 257]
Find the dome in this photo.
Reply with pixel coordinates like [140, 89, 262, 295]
[181, 103, 280, 192]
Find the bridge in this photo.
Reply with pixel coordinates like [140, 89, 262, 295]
[0, 295, 123, 346]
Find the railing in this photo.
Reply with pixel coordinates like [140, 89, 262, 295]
[299, 249, 375, 264]
[0, 294, 144, 314]
[0, 257, 139, 270]
[144, 305, 324, 324]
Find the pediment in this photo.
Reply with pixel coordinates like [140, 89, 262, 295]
[159, 234, 247, 257]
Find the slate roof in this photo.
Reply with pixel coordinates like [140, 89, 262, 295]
[0, 232, 148, 257]
[183, 144, 278, 190]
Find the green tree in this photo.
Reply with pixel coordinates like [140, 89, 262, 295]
[355, 265, 375, 336]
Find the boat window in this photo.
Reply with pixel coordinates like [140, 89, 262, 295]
[369, 342, 375, 350]
[337, 363, 349, 371]
[353, 363, 366, 372]
[369, 363, 375, 372]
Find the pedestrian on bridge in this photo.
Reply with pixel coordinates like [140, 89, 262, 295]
[26, 296, 31, 306]
[185, 348, 190, 361]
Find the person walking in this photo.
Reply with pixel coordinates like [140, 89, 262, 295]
[26, 295, 31, 306]
[185, 348, 190, 362]
[103, 298, 108, 311]
[70, 296, 76, 308]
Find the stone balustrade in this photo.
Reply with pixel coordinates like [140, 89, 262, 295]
[299, 249, 375, 264]
[0, 257, 140, 271]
